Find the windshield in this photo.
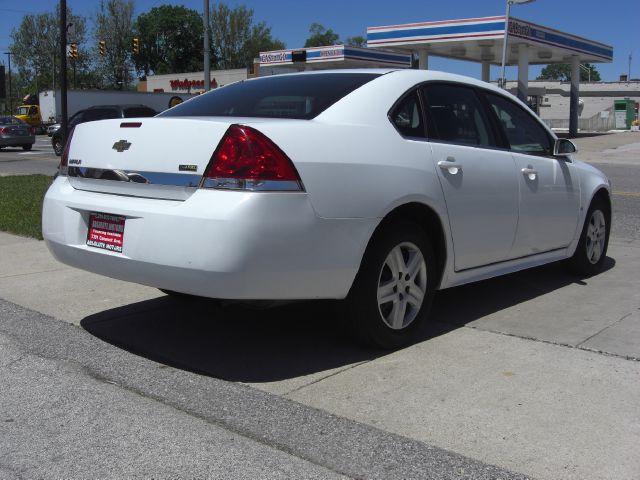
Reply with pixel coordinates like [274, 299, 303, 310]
[16, 106, 30, 116]
[159, 73, 380, 120]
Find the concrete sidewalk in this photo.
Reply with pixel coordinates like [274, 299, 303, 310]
[1, 231, 639, 479]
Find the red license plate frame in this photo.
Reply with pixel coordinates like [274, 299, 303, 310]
[86, 212, 126, 253]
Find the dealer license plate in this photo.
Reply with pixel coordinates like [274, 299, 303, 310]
[86, 212, 126, 253]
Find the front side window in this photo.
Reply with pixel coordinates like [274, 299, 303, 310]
[485, 93, 552, 155]
[389, 89, 424, 138]
[422, 84, 496, 147]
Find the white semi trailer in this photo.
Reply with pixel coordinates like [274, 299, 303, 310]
[38, 89, 195, 126]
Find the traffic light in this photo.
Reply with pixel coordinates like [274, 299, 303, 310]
[68, 43, 78, 59]
[99, 40, 106, 56]
[132, 37, 140, 55]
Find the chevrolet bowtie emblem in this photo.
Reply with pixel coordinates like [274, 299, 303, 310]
[112, 139, 131, 152]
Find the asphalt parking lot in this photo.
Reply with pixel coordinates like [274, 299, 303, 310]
[1, 132, 639, 479]
[0, 134, 60, 177]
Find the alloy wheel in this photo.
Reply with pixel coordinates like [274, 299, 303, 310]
[377, 242, 427, 330]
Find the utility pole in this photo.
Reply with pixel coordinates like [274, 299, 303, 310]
[4, 52, 12, 113]
[60, 0, 68, 147]
[203, 0, 211, 91]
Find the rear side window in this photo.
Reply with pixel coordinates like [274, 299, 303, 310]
[422, 84, 496, 147]
[159, 73, 380, 120]
[485, 93, 552, 155]
[389, 89, 425, 138]
[83, 108, 120, 122]
[124, 107, 157, 117]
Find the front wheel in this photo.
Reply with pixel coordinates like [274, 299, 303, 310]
[346, 221, 437, 349]
[22, 144, 32, 151]
[569, 197, 610, 276]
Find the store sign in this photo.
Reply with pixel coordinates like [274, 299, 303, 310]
[508, 21, 533, 39]
[260, 51, 290, 64]
[169, 78, 218, 90]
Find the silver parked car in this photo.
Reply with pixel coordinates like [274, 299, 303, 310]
[0, 116, 36, 151]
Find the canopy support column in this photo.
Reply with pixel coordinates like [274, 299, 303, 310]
[569, 55, 580, 137]
[517, 44, 529, 103]
[482, 61, 490, 82]
[419, 51, 429, 70]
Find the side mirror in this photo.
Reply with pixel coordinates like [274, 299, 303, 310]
[554, 138, 577, 157]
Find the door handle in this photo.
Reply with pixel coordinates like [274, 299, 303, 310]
[437, 160, 462, 174]
[521, 167, 538, 180]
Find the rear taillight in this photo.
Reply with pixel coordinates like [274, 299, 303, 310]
[0, 127, 8, 134]
[59, 128, 75, 176]
[30, 127, 36, 135]
[201, 125, 303, 192]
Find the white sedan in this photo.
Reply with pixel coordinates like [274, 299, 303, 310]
[43, 69, 611, 348]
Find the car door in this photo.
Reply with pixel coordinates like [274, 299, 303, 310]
[484, 92, 580, 256]
[421, 83, 519, 271]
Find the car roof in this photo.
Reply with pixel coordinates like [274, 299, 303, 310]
[267, 68, 508, 96]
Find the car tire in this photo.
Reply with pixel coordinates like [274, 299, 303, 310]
[53, 138, 63, 156]
[22, 144, 32, 151]
[346, 221, 437, 349]
[569, 196, 610, 276]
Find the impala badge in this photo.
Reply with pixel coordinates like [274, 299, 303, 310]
[112, 140, 131, 152]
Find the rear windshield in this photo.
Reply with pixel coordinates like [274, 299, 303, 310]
[159, 73, 380, 120]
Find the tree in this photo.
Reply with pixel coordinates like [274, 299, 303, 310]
[209, 2, 284, 70]
[345, 35, 367, 47]
[304, 23, 341, 47]
[9, 5, 87, 94]
[132, 5, 203, 77]
[537, 63, 601, 82]
[94, 0, 135, 89]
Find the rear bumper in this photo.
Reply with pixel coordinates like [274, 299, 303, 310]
[0, 136, 35, 146]
[43, 177, 376, 300]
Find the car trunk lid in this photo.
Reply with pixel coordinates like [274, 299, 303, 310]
[66, 117, 233, 200]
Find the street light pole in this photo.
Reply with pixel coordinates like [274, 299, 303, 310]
[499, 0, 536, 89]
[499, 1, 511, 89]
[579, 64, 591, 83]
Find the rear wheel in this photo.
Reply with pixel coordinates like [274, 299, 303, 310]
[569, 197, 610, 276]
[346, 221, 436, 349]
[22, 144, 32, 151]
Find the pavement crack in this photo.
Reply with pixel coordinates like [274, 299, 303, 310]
[0, 268, 68, 279]
[576, 312, 633, 349]
[462, 323, 640, 362]
[282, 360, 374, 397]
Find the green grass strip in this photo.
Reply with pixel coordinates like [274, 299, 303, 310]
[0, 175, 53, 240]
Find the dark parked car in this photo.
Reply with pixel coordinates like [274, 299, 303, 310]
[52, 104, 157, 155]
[0, 116, 36, 151]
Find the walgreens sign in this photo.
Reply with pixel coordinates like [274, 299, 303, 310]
[170, 78, 219, 91]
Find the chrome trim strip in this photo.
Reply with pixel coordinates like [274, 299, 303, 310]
[200, 177, 304, 192]
[68, 167, 202, 187]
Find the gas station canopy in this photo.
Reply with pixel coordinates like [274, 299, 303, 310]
[258, 15, 614, 137]
[258, 44, 411, 71]
[366, 15, 613, 65]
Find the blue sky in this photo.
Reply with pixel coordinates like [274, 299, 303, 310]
[1, 0, 638, 81]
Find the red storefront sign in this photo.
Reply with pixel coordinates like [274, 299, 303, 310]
[169, 78, 218, 91]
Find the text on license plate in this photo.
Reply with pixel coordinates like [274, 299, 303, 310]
[86, 212, 125, 253]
